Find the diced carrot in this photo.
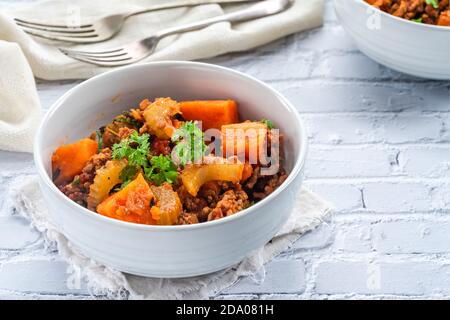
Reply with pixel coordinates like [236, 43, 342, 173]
[242, 163, 253, 181]
[51, 138, 98, 185]
[179, 100, 238, 131]
[437, 11, 450, 26]
[221, 122, 268, 163]
[97, 173, 157, 225]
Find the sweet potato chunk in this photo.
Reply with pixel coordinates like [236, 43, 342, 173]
[97, 173, 156, 225]
[221, 122, 268, 163]
[438, 11, 450, 26]
[179, 100, 238, 131]
[52, 138, 98, 185]
[181, 157, 244, 196]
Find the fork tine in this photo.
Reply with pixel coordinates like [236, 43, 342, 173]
[63, 52, 135, 67]
[14, 18, 92, 29]
[17, 22, 95, 34]
[60, 47, 125, 56]
[22, 29, 99, 42]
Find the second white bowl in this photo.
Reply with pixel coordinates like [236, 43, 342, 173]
[334, 0, 450, 80]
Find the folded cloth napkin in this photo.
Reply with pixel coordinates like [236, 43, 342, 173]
[0, 41, 42, 152]
[0, 0, 323, 80]
[9, 175, 332, 299]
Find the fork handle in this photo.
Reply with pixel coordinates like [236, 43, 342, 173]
[127, 0, 262, 17]
[153, 0, 290, 39]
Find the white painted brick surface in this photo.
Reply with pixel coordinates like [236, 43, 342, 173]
[0, 216, 40, 250]
[304, 113, 446, 145]
[291, 223, 334, 250]
[332, 220, 372, 253]
[0, 0, 449, 299]
[0, 259, 88, 295]
[224, 259, 306, 294]
[311, 53, 392, 80]
[272, 82, 450, 113]
[372, 220, 450, 254]
[315, 259, 450, 295]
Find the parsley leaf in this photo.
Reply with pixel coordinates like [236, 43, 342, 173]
[426, 0, 439, 9]
[72, 176, 80, 186]
[119, 165, 139, 187]
[260, 118, 275, 129]
[171, 121, 206, 166]
[411, 17, 423, 23]
[144, 155, 178, 186]
[114, 113, 141, 128]
[112, 132, 150, 167]
[95, 130, 103, 152]
[111, 132, 178, 187]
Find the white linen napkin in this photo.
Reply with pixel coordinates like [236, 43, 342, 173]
[0, 0, 324, 80]
[8, 175, 332, 299]
[0, 41, 42, 153]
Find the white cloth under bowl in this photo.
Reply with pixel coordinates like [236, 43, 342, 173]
[9, 176, 332, 300]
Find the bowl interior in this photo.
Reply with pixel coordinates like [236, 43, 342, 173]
[36, 62, 304, 203]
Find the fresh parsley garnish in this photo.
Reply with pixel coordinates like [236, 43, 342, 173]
[114, 113, 141, 128]
[411, 17, 423, 23]
[260, 119, 274, 129]
[119, 164, 139, 188]
[95, 130, 103, 152]
[144, 154, 178, 186]
[171, 121, 206, 166]
[426, 0, 439, 9]
[112, 132, 150, 167]
[111, 132, 178, 187]
[72, 176, 80, 186]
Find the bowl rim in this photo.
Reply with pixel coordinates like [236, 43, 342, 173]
[34, 61, 308, 231]
[353, 0, 450, 31]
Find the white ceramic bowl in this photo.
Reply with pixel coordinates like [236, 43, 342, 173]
[34, 61, 307, 278]
[334, 0, 450, 80]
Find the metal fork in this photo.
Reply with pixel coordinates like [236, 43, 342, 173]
[15, 0, 262, 43]
[60, 0, 291, 67]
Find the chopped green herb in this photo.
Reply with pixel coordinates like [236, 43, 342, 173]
[260, 119, 274, 129]
[111, 132, 178, 187]
[72, 176, 80, 186]
[95, 130, 103, 152]
[426, 0, 439, 9]
[144, 154, 178, 186]
[114, 113, 141, 128]
[172, 121, 206, 166]
[112, 132, 150, 167]
[411, 17, 423, 23]
[119, 164, 139, 187]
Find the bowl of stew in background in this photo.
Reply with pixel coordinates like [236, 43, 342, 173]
[334, 0, 450, 80]
[34, 61, 308, 278]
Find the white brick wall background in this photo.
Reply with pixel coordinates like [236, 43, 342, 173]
[0, 0, 449, 299]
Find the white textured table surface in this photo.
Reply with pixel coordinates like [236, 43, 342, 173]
[1, 0, 450, 299]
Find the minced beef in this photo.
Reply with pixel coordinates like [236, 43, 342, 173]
[366, 0, 450, 26]
[177, 212, 199, 225]
[204, 187, 250, 221]
[151, 138, 172, 156]
[59, 148, 111, 206]
[244, 165, 288, 201]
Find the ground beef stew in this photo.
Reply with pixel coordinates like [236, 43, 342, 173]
[365, 0, 450, 26]
[51, 98, 286, 226]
